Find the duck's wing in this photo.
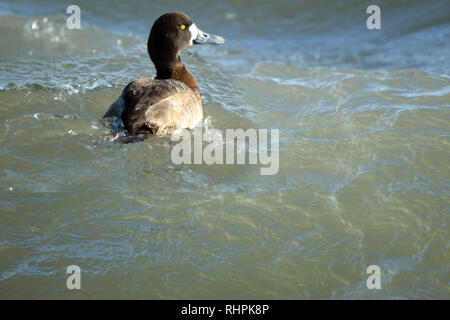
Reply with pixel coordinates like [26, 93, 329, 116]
[103, 78, 157, 120]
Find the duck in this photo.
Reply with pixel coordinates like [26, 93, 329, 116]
[103, 11, 225, 138]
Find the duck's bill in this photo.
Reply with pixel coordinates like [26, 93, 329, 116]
[193, 27, 225, 45]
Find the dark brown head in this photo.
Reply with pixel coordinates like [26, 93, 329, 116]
[147, 12, 225, 69]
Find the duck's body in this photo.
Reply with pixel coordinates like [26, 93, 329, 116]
[105, 77, 203, 136]
[103, 12, 224, 137]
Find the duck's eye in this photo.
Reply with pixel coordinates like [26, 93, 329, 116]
[180, 24, 185, 30]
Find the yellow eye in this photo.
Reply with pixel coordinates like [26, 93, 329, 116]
[180, 24, 185, 30]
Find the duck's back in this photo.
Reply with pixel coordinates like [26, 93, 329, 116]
[104, 78, 203, 136]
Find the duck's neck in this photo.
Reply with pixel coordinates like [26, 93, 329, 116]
[155, 60, 199, 92]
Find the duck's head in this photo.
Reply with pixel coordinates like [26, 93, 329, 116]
[147, 12, 225, 67]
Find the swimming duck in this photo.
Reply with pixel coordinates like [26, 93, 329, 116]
[103, 11, 225, 137]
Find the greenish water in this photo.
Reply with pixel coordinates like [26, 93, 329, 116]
[0, 0, 449, 299]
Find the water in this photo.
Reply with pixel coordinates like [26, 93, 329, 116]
[0, 0, 449, 299]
